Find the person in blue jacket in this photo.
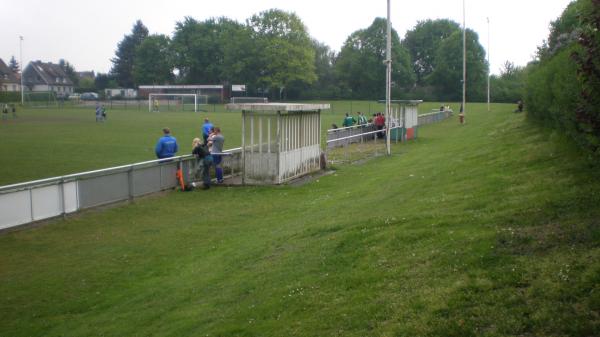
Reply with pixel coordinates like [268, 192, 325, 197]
[155, 127, 178, 159]
[202, 118, 214, 144]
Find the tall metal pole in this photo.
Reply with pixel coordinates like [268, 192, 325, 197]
[487, 17, 491, 112]
[385, 0, 392, 156]
[20, 36, 24, 106]
[462, 0, 467, 117]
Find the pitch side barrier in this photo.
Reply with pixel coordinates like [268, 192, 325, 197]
[327, 109, 453, 149]
[418, 109, 453, 125]
[0, 148, 242, 231]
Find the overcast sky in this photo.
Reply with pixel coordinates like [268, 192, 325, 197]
[1, 0, 573, 76]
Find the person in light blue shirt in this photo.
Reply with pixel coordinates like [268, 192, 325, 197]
[155, 128, 178, 159]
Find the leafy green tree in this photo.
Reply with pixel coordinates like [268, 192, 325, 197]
[403, 19, 461, 85]
[489, 61, 527, 103]
[220, 20, 261, 87]
[111, 20, 149, 88]
[546, 0, 588, 57]
[297, 40, 339, 99]
[94, 73, 117, 90]
[571, 0, 600, 156]
[336, 17, 414, 99]
[247, 9, 317, 99]
[172, 17, 256, 86]
[59, 59, 79, 86]
[133, 34, 174, 85]
[8, 56, 19, 73]
[430, 29, 488, 101]
[77, 77, 96, 92]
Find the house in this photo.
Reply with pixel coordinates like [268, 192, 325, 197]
[77, 71, 95, 82]
[105, 88, 137, 99]
[0, 58, 21, 92]
[22, 61, 74, 97]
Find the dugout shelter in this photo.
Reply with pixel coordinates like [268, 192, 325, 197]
[226, 103, 330, 185]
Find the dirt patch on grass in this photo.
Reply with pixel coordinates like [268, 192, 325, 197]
[496, 220, 599, 256]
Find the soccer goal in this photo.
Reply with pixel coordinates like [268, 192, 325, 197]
[23, 91, 58, 108]
[230, 97, 268, 104]
[148, 93, 208, 112]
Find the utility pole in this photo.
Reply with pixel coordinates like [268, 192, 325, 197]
[462, 0, 467, 117]
[385, 0, 392, 156]
[20, 36, 24, 106]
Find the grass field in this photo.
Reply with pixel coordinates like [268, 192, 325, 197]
[0, 101, 448, 186]
[1, 103, 598, 336]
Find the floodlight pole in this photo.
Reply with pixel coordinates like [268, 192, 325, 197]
[462, 0, 467, 117]
[20, 36, 24, 106]
[487, 17, 491, 112]
[385, 0, 392, 156]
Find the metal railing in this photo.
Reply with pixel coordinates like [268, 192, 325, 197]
[0, 148, 242, 231]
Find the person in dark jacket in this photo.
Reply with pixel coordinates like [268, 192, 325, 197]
[192, 137, 212, 189]
[155, 128, 178, 159]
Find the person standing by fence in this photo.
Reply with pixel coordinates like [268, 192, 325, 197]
[374, 113, 385, 138]
[192, 137, 213, 189]
[202, 118, 214, 144]
[211, 127, 225, 183]
[357, 111, 368, 126]
[342, 113, 356, 128]
[155, 128, 178, 159]
[2, 104, 8, 121]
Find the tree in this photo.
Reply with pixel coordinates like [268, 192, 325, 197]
[172, 17, 253, 85]
[111, 20, 149, 88]
[429, 29, 488, 101]
[95, 73, 117, 91]
[335, 17, 414, 99]
[403, 19, 461, 85]
[298, 40, 339, 99]
[133, 34, 174, 85]
[571, 0, 600, 156]
[247, 9, 317, 99]
[489, 61, 527, 103]
[59, 59, 79, 87]
[8, 56, 19, 73]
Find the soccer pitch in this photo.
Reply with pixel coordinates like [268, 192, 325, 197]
[0, 101, 444, 186]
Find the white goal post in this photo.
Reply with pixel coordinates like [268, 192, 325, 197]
[148, 93, 207, 112]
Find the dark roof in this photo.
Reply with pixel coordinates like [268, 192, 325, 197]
[77, 71, 95, 79]
[23, 61, 73, 86]
[0, 58, 19, 84]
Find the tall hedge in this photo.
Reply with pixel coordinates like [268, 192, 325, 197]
[525, 0, 600, 158]
[0, 92, 21, 103]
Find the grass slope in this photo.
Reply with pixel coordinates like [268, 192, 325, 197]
[0, 104, 598, 336]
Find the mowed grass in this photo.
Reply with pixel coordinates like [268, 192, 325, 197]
[0, 101, 446, 186]
[1, 103, 598, 336]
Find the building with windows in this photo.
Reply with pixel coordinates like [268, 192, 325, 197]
[105, 88, 137, 99]
[22, 61, 74, 97]
[0, 58, 21, 92]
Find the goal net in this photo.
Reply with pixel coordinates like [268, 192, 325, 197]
[23, 91, 58, 108]
[231, 97, 268, 104]
[148, 93, 208, 112]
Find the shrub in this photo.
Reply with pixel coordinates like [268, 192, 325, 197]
[0, 92, 21, 103]
[525, 0, 600, 158]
